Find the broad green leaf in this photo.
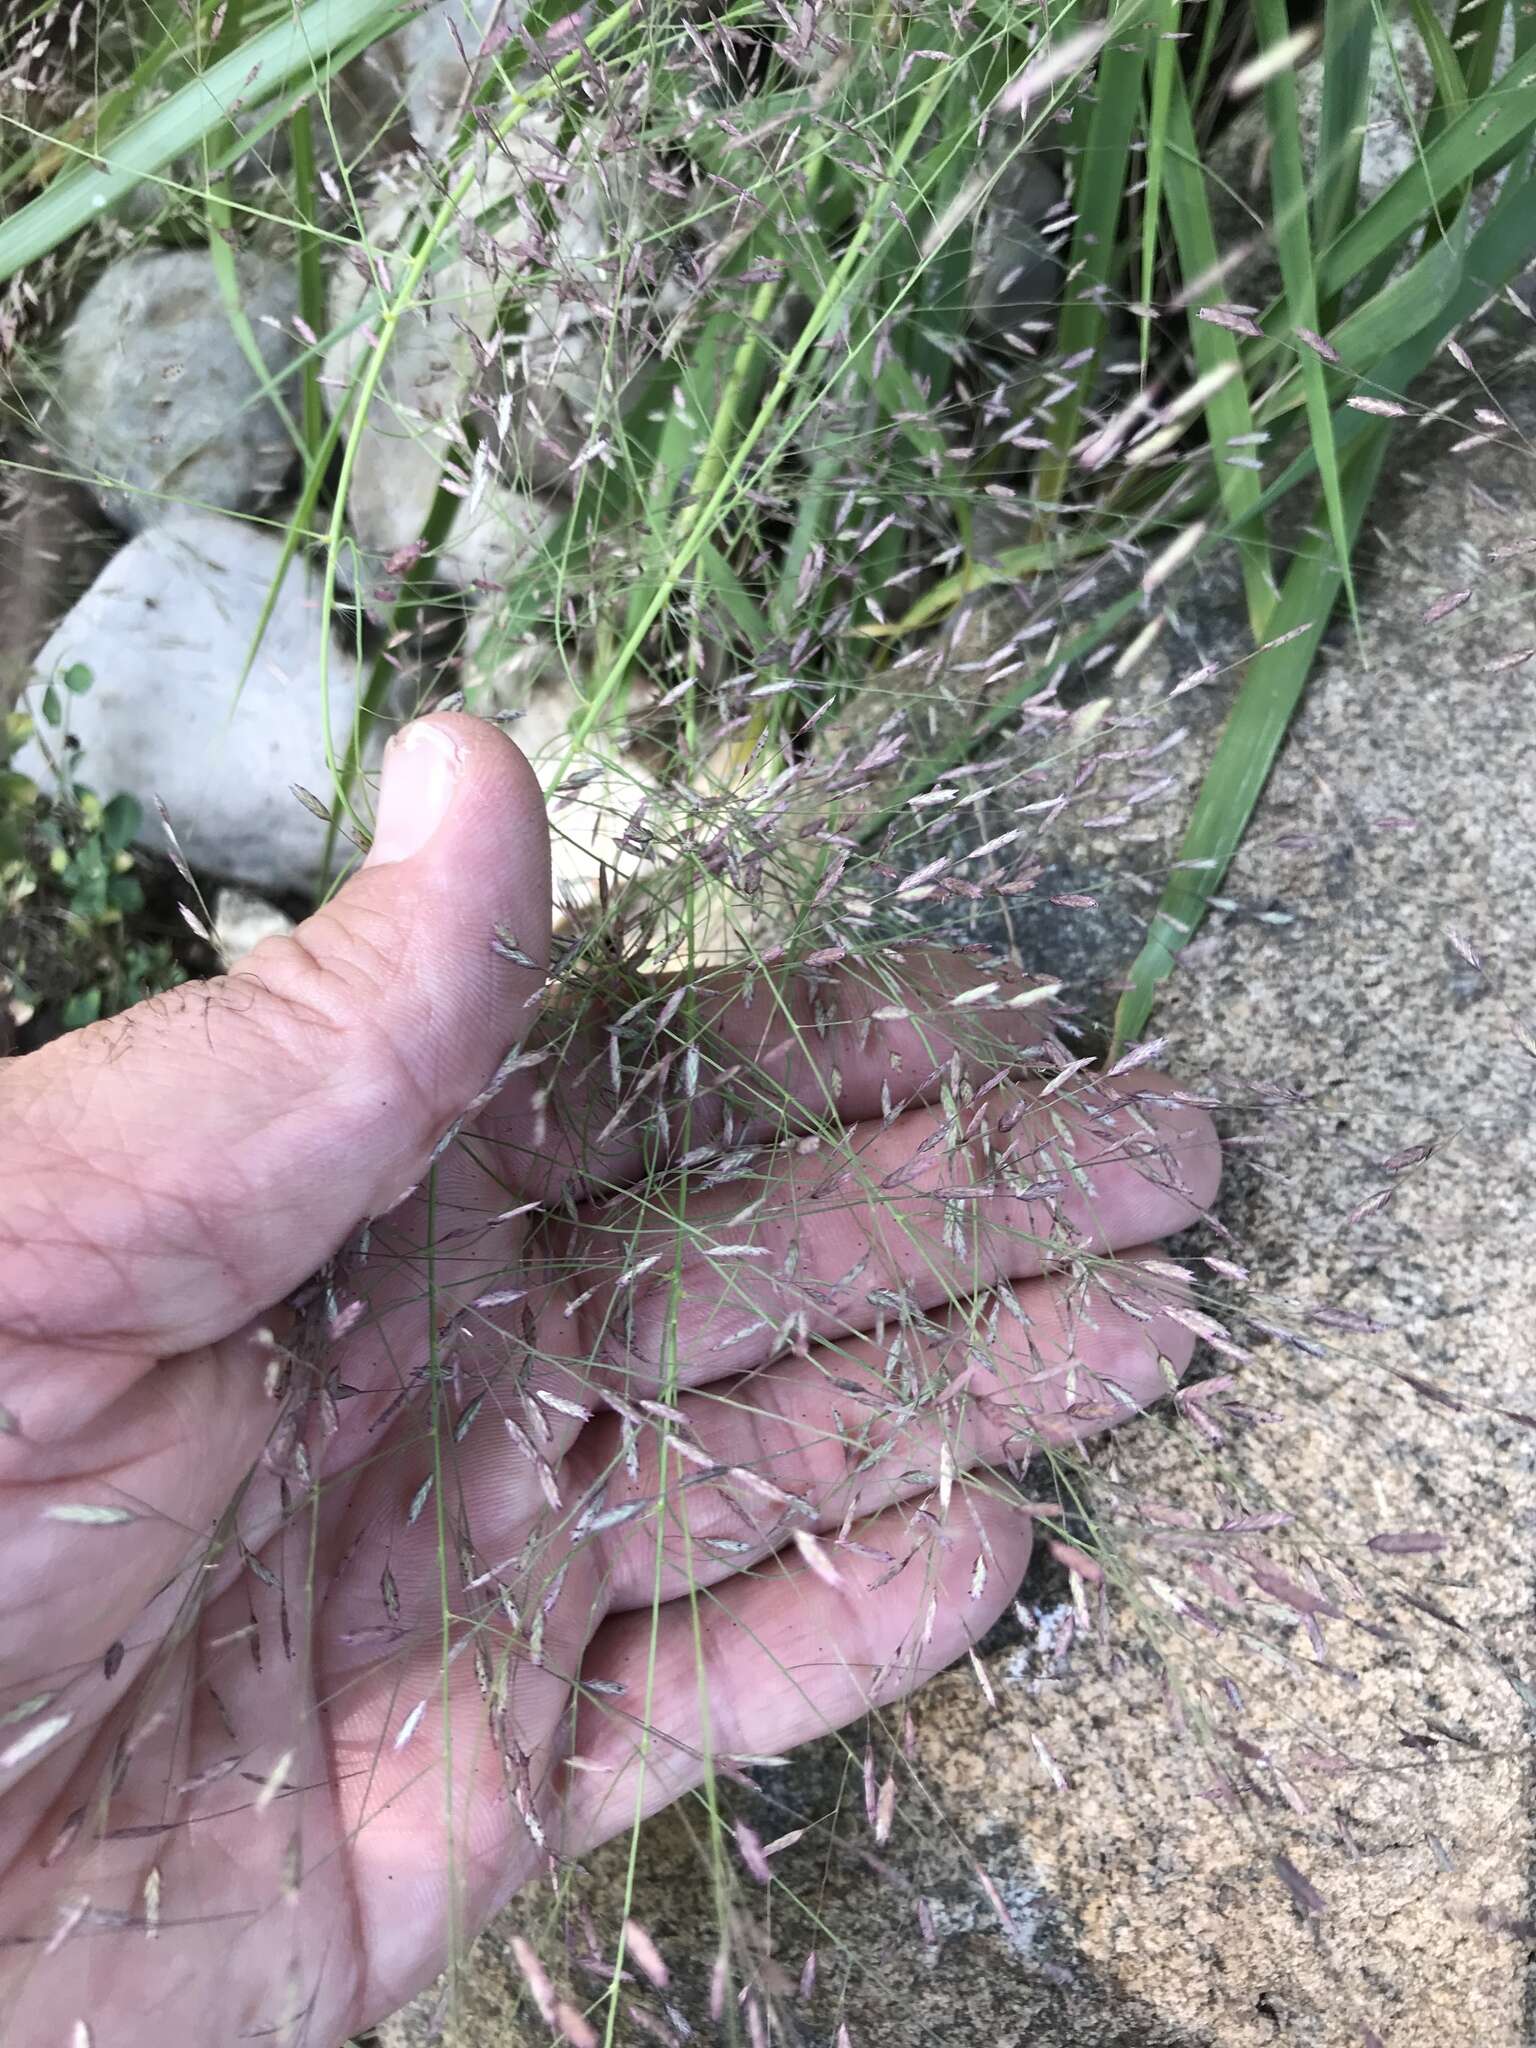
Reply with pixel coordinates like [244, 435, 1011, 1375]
[101, 793, 142, 853]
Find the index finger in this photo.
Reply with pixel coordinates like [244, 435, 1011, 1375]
[554, 1072, 1221, 1395]
[462, 946, 1064, 1208]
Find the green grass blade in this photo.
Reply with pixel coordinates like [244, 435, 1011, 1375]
[1313, 0, 1373, 260]
[1251, 155, 1536, 523]
[1033, 21, 1148, 516]
[1452, 0, 1508, 100]
[0, 0, 401, 282]
[770, 435, 841, 639]
[1317, 33, 1536, 300]
[1159, 71, 1274, 635]
[1187, 0, 1231, 101]
[1110, 132, 1536, 1055]
[859, 530, 1105, 638]
[557, 54, 960, 769]
[1138, 0, 1181, 372]
[698, 543, 770, 650]
[204, 183, 306, 457]
[1254, 0, 1356, 629]
[1327, 212, 1469, 367]
[1109, 429, 1390, 1057]
[288, 103, 328, 456]
[1404, 0, 1469, 146]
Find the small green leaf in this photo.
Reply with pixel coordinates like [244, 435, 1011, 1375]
[62, 663, 93, 696]
[101, 792, 142, 853]
[40, 684, 61, 728]
[61, 988, 103, 1031]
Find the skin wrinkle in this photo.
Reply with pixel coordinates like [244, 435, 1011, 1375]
[0, 1175, 163, 1349]
[584, 1089, 1213, 1381]
[563, 1257, 1194, 1617]
[2, 1158, 240, 1350]
[4, 1005, 446, 1357]
[0, 711, 1225, 2041]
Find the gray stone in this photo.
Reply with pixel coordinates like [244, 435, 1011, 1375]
[392, 1, 530, 151]
[16, 511, 368, 895]
[51, 247, 301, 533]
[324, 162, 563, 595]
[969, 149, 1064, 343]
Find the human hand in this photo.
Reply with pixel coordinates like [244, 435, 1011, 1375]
[0, 715, 1219, 2043]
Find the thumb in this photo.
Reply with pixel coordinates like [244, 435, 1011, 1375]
[0, 714, 550, 1356]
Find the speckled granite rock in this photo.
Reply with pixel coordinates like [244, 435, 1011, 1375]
[376, 373, 1536, 2048]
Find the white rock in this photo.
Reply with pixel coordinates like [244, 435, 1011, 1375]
[394, 2, 555, 150]
[325, 156, 562, 592]
[17, 512, 368, 895]
[213, 886, 297, 963]
[53, 248, 301, 533]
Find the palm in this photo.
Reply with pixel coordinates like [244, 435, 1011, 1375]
[0, 721, 1219, 2044]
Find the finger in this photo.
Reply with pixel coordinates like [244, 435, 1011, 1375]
[292, 1246, 1188, 1747]
[465, 948, 1065, 1206]
[560, 1487, 1034, 1855]
[352, 1074, 1216, 1557]
[576, 1250, 1195, 1612]
[1, 1538, 360, 2048]
[557, 1074, 1219, 1398]
[329, 950, 1082, 1498]
[0, 714, 550, 1360]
